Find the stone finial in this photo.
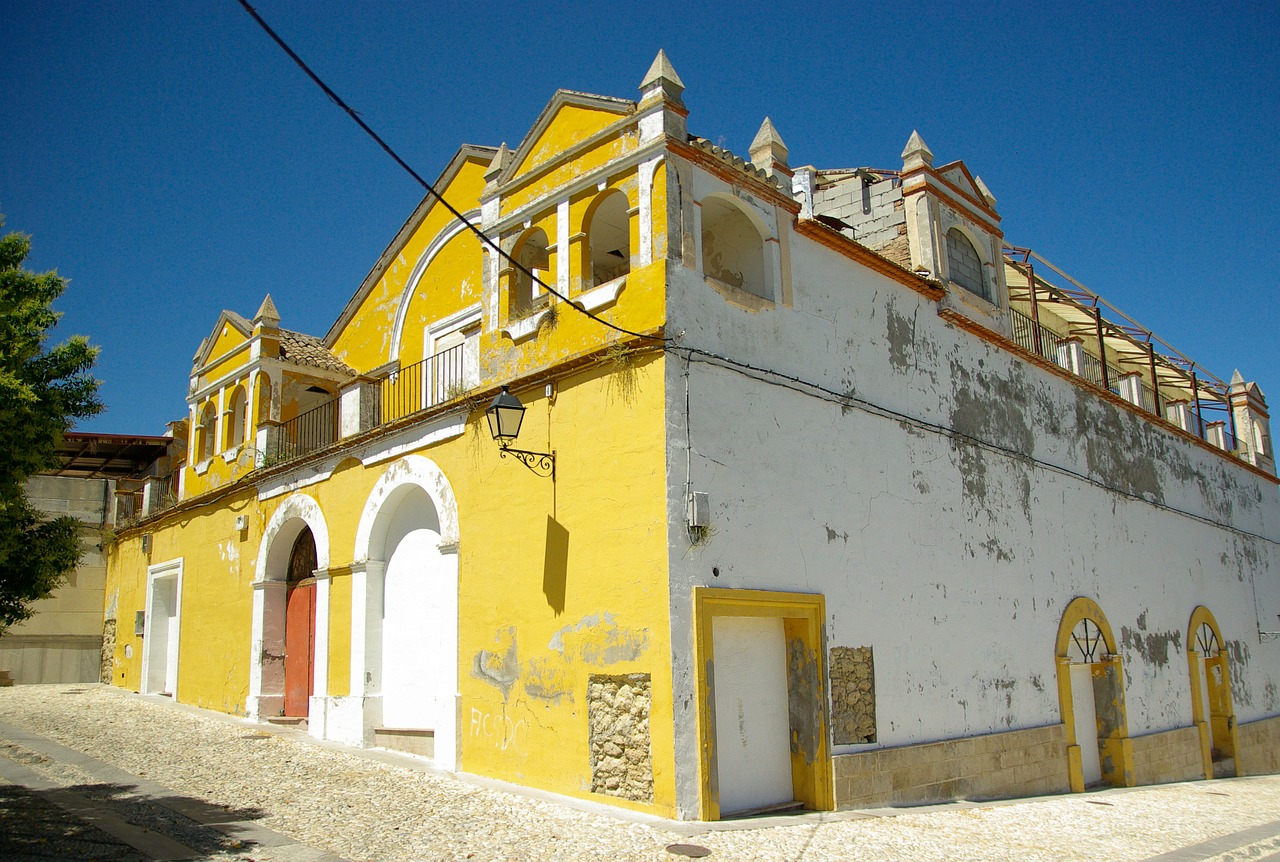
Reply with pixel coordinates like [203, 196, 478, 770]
[254, 294, 280, 325]
[484, 143, 511, 184]
[974, 175, 997, 208]
[901, 130, 934, 170]
[1231, 369, 1247, 388]
[639, 49, 684, 106]
[750, 117, 789, 166]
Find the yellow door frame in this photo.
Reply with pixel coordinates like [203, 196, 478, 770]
[692, 587, 832, 820]
[1187, 605, 1239, 778]
[1055, 596, 1134, 791]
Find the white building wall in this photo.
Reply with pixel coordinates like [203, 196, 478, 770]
[662, 213, 1280, 815]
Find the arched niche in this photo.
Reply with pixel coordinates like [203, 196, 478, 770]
[1187, 606, 1239, 778]
[700, 194, 771, 301]
[585, 189, 631, 288]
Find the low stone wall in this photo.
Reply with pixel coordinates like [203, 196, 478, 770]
[833, 724, 1069, 809]
[1130, 725, 1204, 785]
[1237, 715, 1280, 776]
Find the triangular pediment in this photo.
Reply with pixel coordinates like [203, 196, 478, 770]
[193, 310, 253, 372]
[325, 144, 497, 348]
[503, 89, 635, 182]
[936, 160, 993, 212]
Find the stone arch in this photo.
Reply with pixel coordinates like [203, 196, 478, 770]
[1187, 606, 1239, 777]
[1054, 597, 1133, 791]
[248, 494, 331, 721]
[508, 226, 552, 319]
[350, 455, 460, 769]
[224, 384, 248, 450]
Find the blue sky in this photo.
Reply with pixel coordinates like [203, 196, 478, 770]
[3, 1, 1278, 435]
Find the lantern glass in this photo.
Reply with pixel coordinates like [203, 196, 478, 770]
[486, 387, 526, 442]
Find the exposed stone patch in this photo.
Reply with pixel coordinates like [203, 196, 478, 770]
[830, 646, 876, 745]
[100, 618, 116, 685]
[588, 673, 653, 802]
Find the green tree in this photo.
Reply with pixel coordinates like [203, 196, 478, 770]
[0, 217, 102, 630]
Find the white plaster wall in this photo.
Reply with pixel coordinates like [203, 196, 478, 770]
[662, 226, 1280, 816]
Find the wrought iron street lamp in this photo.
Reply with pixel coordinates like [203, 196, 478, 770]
[486, 386, 555, 478]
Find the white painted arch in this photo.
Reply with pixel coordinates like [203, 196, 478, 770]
[249, 493, 331, 722]
[354, 454, 460, 560]
[256, 492, 331, 582]
[349, 454, 460, 770]
[388, 212, 481, 362]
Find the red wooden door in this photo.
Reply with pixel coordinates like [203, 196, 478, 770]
[284, 582, 316, 717]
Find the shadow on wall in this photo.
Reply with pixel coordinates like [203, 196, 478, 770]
[544, 515, 569, 615]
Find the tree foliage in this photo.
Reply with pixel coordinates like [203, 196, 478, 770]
[0, 218, 102, 630]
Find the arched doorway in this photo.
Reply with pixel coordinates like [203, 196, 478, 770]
[1188, 607, 1238, 778]
[1055, 597, 1133, 791]
[249, 494, 330, 722]
[284, 527, 318, 717]
[352, 456, 460, 768]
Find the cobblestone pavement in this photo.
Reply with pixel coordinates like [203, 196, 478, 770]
[2, 685, 1279, 861]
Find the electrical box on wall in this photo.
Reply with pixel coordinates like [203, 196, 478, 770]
[234, 515, 248, 531]
[134, 610, 146, 636]
[687, 491, 710, 528]
[140, 534, 152, 554]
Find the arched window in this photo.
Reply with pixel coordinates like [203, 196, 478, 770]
[197, 402, 217, 462]
[224, 386, 248, 451]
[586, 191, 630, 288]
[510, 228, 551, 318]
[946, 228, 989, 301]
[701, 196, 769, 300]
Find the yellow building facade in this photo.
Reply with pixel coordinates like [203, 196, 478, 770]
[106, 52, 1280, 821]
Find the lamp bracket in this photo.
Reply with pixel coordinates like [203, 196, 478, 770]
[499, 445, 555, 479]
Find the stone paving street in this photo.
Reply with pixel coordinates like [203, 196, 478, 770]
[2, 685, 1280, 861]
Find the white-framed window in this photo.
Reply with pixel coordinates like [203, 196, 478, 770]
[425, 305, 482, 405]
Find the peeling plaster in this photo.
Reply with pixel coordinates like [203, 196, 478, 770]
[472, 626, 519, 698]
[548, 612, 649, 666]
[786, 638, 820, 764]
[1121, 626, 1181, 669]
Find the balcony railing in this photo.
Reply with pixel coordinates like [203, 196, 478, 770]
[379, 343, 466, 426]
[267, 398, 339, 465]
[1008, 307, 1236, 454]
[257, 344, 468, 470]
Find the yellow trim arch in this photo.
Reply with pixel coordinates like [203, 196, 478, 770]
[1054, 597, 1134, 791]
[1187, 606, 1239, 778]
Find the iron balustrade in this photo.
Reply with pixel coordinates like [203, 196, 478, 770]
[1007, 308, 1234, 454]
[270, 398, 339, 463]
[379, 343, 466, 425]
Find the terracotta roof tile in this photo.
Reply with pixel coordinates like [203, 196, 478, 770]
[278, 330, 356, 377]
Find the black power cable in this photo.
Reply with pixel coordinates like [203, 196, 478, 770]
[235, 0, 665, 345]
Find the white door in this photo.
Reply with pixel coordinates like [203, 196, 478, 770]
[1197, 658, 1215, 749]
[382, 527, 444, 729]
[145, 576, 178, 696]
[1070, 663, 1102, 785]
[712, 616, 793, 814]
